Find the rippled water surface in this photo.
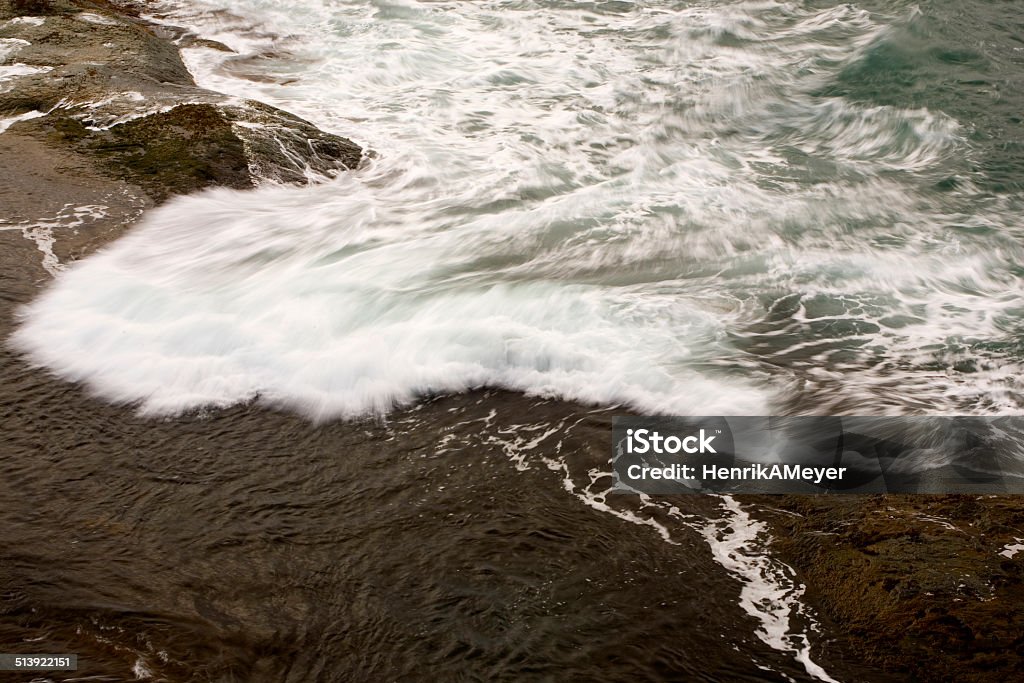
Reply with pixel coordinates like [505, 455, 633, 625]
[14, 0, 1024, 418]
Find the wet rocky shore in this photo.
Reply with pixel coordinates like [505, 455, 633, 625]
[752, 494, 1024, 681]
[1, 0, 360, 273]
[1, 1, 1023, 681]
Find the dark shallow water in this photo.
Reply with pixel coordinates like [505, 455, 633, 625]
[0, 243, 898, 681]
[0, 365, 867, 682]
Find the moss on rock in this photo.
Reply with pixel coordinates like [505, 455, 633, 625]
[30, 105, 250, 201]
[1, 0, 362, 204]
[752, 494, 1024, 682]
[222, 100, 363, 184]
[89, 104, 253, 201]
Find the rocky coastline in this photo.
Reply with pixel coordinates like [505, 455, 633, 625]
[752, 494, 1024, 682]
[1, 0, 361, 275]
[1, 1, 1022, 681]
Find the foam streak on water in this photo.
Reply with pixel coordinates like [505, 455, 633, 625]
[703, 496, 837, 682]
[11, 0, 1024, 418]
[443, 411, 839, 680]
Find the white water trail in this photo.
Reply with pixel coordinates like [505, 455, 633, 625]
[11, 179, 767, 418]
[702, 496, 838, 682]
[475, 419, 841, 681]
[16, 0, 1016, 418]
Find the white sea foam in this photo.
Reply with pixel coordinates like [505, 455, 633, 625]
[2, 16, 45, 27]
[0, 38, 51, 88]
[12, 180, 768, 418]
[131, 658, 153, 679]
[77, 12, 124, 26]
[1, 204, 118, 276]
[0, 63, 51, 88]
[13, 0, 1024, 417]
[1000, 539, 1024, 559]
[0, 108, 44, 133]
[0, 37, 30, 60]
[702, 496, 838, 682]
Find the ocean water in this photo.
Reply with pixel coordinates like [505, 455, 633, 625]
[4, 2, 1023, 680]
[13, 0, 1024, 419]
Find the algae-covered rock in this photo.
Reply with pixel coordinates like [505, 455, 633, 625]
[3, 0, 139, 19]
[35, 104, 252, 201]
[753, 494, 1024, 682]
[1, 0, 362, 204]
[222, 100, 363, 184]
[94, 104, 251, 200]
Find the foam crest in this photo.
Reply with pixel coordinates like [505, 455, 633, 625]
[13, 0, 1024, 417]
[12, 182, 768, 418]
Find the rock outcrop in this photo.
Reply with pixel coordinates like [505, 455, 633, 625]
[1, 0, 361, 272]
[753, 494, 1024, 682]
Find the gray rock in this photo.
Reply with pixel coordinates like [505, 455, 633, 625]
[0, 0, 362, 201]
